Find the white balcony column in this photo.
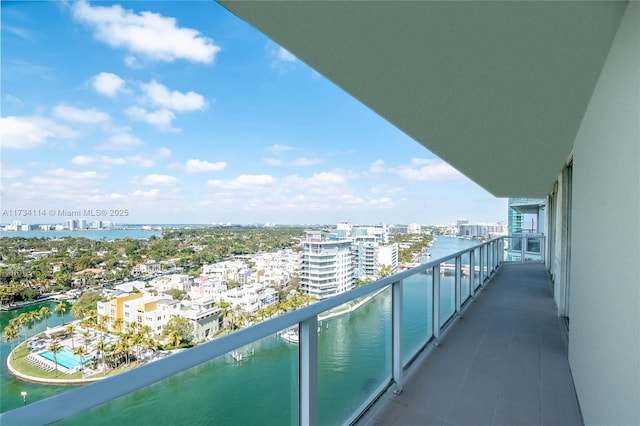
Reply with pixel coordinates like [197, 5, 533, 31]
[299, 316, 318, 426]
[392, 279, 403, 394]
[479, 245, 486, 285]
[470, 249, 476, 299]
[433, 265, 441, 344]
[455, 256, 462, 316]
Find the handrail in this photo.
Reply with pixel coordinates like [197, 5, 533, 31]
[0, 236, 543, 425]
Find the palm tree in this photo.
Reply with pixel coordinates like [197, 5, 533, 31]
[3, 324, 20, 360]
[48, 339, 62, 378]
[129, 331, 145, 364]
[166, 330, 182, 348]
[55, 302, 67, 326]
[16, 313, 29, 341]
[114, 335, 131, 366]
[95, 339, 108, 375]
[72, 345, 89, 377]
[82, 330, 91, 348]
[113, 318, 124, 334]
[27, 310, 41, 337]
[65, 323, 76, 349]
[39, 306, 52, 331]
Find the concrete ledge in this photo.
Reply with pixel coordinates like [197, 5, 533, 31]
[6, 350, 104, 386]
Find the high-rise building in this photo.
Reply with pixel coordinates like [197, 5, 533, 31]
[299, 230, 354, 299]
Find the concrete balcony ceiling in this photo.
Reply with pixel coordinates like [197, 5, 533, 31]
[218, 1, 627, 197]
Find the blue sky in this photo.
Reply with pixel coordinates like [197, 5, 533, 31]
[1, 1, 507, 225]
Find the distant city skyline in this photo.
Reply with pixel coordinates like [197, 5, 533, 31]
[1, 1, 507, 225]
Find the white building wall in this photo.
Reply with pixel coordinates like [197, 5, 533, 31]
[568, 3, 639, 424]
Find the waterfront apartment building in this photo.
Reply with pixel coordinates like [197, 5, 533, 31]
[300, 230, 354, 299]
[96, 292, 144, 332]
[457, 222, 508, 239]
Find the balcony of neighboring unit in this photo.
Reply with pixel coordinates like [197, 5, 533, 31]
[1, 236, 581, 426]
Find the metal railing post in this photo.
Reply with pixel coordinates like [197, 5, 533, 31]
[433, 265, 441, 345]
[392, 280, 403, 394]
[470, 249, 476, 298]
[479, 245, 485, 285]
[521, 236, 526, 262]
[455, 256, 461, 315]
[299, 316, 318, 426]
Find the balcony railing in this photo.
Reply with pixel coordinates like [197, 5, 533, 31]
[0, 236, 541, 426]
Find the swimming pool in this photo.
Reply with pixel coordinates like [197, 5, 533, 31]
[39, 348, 90, 370]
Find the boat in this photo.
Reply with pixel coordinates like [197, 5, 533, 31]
[281, 330, 299, 344]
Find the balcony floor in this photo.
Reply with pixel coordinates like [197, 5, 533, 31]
[362, 263, 582, 426]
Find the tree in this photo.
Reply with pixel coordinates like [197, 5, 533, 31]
[4, 324, 20, 360]
[113, 318, 124, 333]
[95, 339, 108, 375]
[39, 306, 52, 330]
[16, 313, 29, 341]
[161, 288, 185, 301]
[71, 292, 105, 319]
[162, 317, 194, 345]
[55, 302, 67, 325]
[27, 310, 41, 337]
[72, 345, 89, 376]
[113, 336, 131, 367]
[129, 331, 145, 363]
[166, 330, 182, 348]
[48, 340, 62, 378]
[65, 323, 76, 349]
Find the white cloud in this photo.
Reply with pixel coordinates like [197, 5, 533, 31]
[71, 155, 97, 166]
[132, 173, 178, 186]
[5, 94, 24, 108]
[72, 1, 220, 64]
[369, 159, 385, 173]
[270, 44, 298, 72]
[268, 144, 294, 153]
[131, 188, 160, 198]
[3, 25, 34, 41]
[292, 157, 322, 166]
[52, 104, 110, 124]
[0, 165, 24, 179]
[92, 72, 126, 97]
[97, 131, 144, 150]
[370, 185, 403, 194]
[100, 154, 154, 168]
[0, 116, 79, 149]
[391, 158, 463, 181]
[125, 106, 177, 132]
[207, 174, 277, 189]
[263, 157, 284, 166]
[368, 197, 395, 208]
[141, 80, 207, 112]
[277, 47, 296, 63]
[156, 147, 172, 158]
[185, 159, 226, 173]
[308, 171, 347, 185]
[47, 168, 106, 180]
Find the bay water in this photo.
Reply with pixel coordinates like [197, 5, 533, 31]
[0, 236, 481, 423]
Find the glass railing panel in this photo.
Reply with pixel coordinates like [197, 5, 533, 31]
[318, 288, 391, 425]
[60, 337, 298, 426]
[439, 262, 455, 326]
[460, 252, 471, 304]
[402, 271, 433, 364]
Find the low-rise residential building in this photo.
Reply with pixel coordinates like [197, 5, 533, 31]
[174, 297, 222, 342]
[150, 274, 192, 293]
